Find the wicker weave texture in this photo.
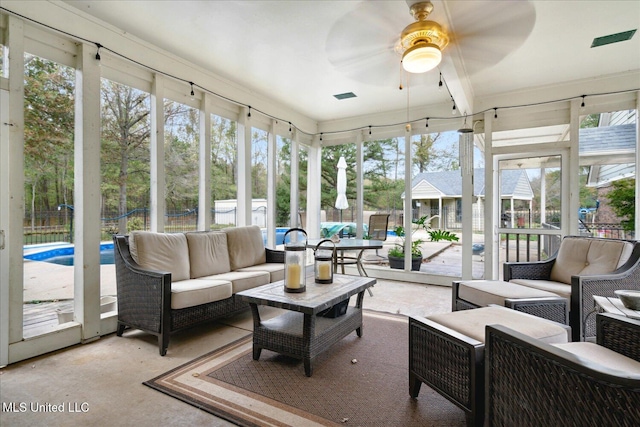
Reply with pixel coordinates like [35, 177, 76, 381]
[486, 326, 640, 427]
[579, 265, 640, 339]
[507, 300, 567, 324]
[171, 296, 248, 331]
[254, 307, 363, 362]
[408, 317, 483, 425]
[504, 260, 554, 281]
[598, 314, 640, 362]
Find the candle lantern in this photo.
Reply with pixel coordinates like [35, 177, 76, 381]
[283, 228, 308, 293]
[313, 239, 335, 284]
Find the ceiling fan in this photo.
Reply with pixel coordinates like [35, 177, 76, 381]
[396, 1, 449, 74]
[325, 0, 536, 86]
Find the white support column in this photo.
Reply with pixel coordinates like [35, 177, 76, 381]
[540, 166, 547, 255]
[568, 100, 580, 236]
[266, 119, 277, 248]
[356, 131, 364, 238]
[237, 107, 251, 226]
[635, 92, 640, 234]
[150, 74, 165, 232]
[483, 111, 498, 280]
[540, 167, 547, 224]
[0, 86, 12, 366]
[306, 137, 322, 239]
[290, 130, 300, 230]
[459, 128, 473, 280]
[404, 127, 413, 271]
[3, 16, 25, 353]
[74, 43, 102, 341]
[198, 93, 212, 231]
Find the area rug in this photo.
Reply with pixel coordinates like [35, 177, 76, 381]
[144, 311, 466, 426]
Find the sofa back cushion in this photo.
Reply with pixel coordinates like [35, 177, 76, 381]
[223, 225, 266, 271]
[186, 232, 231, 278]
[129, 231, 190, 282]
[550, 237, 634, 284]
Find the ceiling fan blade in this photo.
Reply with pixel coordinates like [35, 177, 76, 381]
[326, 1, 409, 85]
[445, 0, 536, 74]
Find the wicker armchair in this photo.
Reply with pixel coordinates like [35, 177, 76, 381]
[504, 236, 640, 341]
[485, 313, 640, 426]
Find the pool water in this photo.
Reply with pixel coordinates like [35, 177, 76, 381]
[24, 243, 115, 266]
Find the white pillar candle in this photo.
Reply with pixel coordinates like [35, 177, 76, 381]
[318, 263, 331, 280]
[286, 264, 301, 288]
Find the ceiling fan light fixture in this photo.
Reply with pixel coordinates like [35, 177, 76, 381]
[398, 2, 449, 74]
[402, 43, 441, 73]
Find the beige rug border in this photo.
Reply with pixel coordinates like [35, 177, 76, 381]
[144, 311, 407, 427]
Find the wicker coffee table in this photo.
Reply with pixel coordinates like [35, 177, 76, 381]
[237, 274, 376, 376]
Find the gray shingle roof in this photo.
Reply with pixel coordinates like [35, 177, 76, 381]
[410, 168, 528, 197]
[579, 124, 636, 153]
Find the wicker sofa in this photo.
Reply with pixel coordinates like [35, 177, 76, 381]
[485, 313, 640, 426]
[504, 235, 640, 341]
[113, 225, 284, 355]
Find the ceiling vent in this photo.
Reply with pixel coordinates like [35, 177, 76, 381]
[334, 92, 357, 100]
[591, 29, 636, 48]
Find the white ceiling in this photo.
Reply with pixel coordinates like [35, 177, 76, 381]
[58, 0, 640, 124]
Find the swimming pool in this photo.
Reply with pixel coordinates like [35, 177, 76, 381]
[24, 242, 115, 266]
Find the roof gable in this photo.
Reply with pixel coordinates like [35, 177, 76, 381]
[409, 168, 533, 199]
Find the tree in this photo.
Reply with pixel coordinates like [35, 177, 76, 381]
[164, 102, 199, 211]
[23, 55, 75, 230]
[100, 80, 151, 231]
[412, 133, 441, 173]
[363, 138, 403, 211]
[210, 115, 237, 202]
[607, 178, 635, 232]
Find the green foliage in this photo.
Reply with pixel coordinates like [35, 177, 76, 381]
[24, 55, 75, 213]
[580, 114, 600, 128]
[274, 137, 308, 226]
[428, 229, 459, 242]
[607, 178, 635, 232]
[389, 218, 427, 258]
[126, 217, 144, 233]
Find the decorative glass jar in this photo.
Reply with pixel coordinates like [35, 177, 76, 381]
[283, 228, 307, 293]
[313, 239, 335, 284]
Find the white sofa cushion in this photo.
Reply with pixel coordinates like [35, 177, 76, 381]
[129, 231, 190, 282]
[238, 263, 285, 283]
[458, 280, 562, 307]
[550, 237, 633, 284]
[186, 231, 231, 278]
[170, 278, 233, 310]
[200, 270, 270, 294]
[508, 279, 572, 300]
[552, 342, 640, 377]
[223, 225, 266, 271]
[427, 306, 569, 344]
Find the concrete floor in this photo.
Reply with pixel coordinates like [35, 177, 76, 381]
[0, 279, 452, 427]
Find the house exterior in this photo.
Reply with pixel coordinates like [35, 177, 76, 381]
[584, 112, 637, 224]
[407, 168, 534, 230]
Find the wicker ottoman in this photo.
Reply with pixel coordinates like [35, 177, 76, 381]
[409, 306, 570, 427]
[453, 279, 569, 324]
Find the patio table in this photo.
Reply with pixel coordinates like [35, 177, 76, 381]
[307, 238, 383, 277]
[237, 274, 376, 376]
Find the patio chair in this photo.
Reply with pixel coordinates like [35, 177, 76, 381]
[365, 213, 389, 261]
[485, 313, 640, 426]
[503, 235, 640, 341]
